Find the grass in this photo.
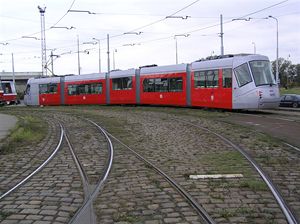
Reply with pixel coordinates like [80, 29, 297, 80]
[239, 179, 268, 191]
[219, 207, 255, 220]
[199, 151, 248, 174]
[113, 212, 139, 223]
[0, 116, 47, 154]
[0, 211, 13, 220]
[280, 87, 300, 95]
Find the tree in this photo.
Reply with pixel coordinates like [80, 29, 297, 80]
[272, 58, 292, 87]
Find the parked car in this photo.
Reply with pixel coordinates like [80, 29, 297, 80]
[279, 94, 300, 108]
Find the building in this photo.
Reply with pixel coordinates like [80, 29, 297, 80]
[0, 72, 42, 93]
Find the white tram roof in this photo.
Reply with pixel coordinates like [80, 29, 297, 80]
[110, 69, 136, 78]
[191, 57, 233, 71]
[28, 76, 61, 84]
[140, 64, 187, 75]
[191, 54, 270, 71]
[64, 73, 106, 82]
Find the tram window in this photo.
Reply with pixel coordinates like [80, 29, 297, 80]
[68, 83, 102, 95]
[206, 70, 218, 88]
[49, 84, 58, 93]
[234, 63, 252, 87]
[2, 83, 12, 94]
[25, 85, 31, 94]
[68, 85, 77, 95]
[112, 77, 133, 90]
[91, 83, 102, 94]
[39, 84, 48, 94]
[155, 78, 168, 92]
[169, 78, 183, 92]
[194, 71, 205, 88]
[143, 79, 155, 92]
[223, 69, 232, 88]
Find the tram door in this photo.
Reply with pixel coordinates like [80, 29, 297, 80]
[219, 68, 233, 109]
[192, 69, 219, 108]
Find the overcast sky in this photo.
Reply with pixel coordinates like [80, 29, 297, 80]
[0, 0, 299, 75]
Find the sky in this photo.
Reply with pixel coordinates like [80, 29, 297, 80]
[0, 0, 299, 75]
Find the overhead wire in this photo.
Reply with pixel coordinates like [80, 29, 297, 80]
[1, 0, 76, 42]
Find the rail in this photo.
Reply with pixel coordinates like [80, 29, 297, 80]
[172, 117, 298, 224]
[0, 123, 64, 200]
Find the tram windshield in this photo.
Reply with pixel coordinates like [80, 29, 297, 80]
[249, 60, 276, 86]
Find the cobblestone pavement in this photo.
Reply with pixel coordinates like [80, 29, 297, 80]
[54, 113, 109, 186]
[0, 107, 299, 224]
[85, 108, 289, 223]
[0, 114, 60, 196]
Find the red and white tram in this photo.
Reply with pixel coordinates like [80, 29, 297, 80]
[0, 81, 18, 105]
[24, 54, 280, 109]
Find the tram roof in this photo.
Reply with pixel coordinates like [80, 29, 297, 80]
[140, 64, 187, 75]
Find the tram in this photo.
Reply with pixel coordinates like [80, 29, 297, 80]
[24, 54, 280, 109]
[0, 81, 18, 105]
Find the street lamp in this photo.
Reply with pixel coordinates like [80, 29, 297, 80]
[174, 34, 190, 64]
[166, 15, 190, 19]
[252, 42, 256, 54]
[22, 36, 40, 40]
[92, 38, 102, 73]
[123, 32, 143, 35]
[113, 49, 117, 70]
[268, 15, 279, 84]
[68, 9, 96, 14]
[50, 26, 75, 30]
[232, 16, 280, 84]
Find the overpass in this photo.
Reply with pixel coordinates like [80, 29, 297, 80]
[0, 72, 41, 93]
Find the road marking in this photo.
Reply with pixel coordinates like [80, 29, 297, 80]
[189, 174, 243, 179]
[245, 121, 260, 126]
[284, 142, 300, 153]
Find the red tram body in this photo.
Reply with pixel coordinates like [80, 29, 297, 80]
[110, 69, 136, 105]
[140, 64, 187, 106]
[24, 54, 281, 110]
[64, 74, 106, 105]
[0, 81, 18, 105]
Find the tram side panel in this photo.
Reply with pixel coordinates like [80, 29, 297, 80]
[64, 79, 106, 105]
[1, 81, 18, 104]
[140, 72, 187, 106]
[109, 75, 136, 105]
[191, 69, 232, 109]
[219, 68, 233, 109]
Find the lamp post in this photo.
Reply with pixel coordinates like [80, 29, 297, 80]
[268, 15, 279, 84]
[252, 42, 256, 54]
[92, 38, 101, 73]
[232, 16, 280, 84]
[113, 49, 117, 70]
[174, 34, 190, 64]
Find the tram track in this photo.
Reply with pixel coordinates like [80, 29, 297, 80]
[171, 117, 298, 224]
[100, 125, 215, 224]
[0, 123, 64, 200]
[66, 118, 114, 224]
[0, 116, 61, 196]
[1, 107, 299, 223]
[0, 113, 113, 223]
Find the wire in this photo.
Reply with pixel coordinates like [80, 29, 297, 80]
[1, 0, 76, 42]
[124, 0, 200, 33]
[51, 0, 76, 27]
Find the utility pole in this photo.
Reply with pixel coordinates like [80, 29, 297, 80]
[268, 15, 279, 84]
[11, 53, 15, 86]
[113, 49, 117, 70]
[92, 38, 101, 73]
[220, 14, 224, 56]
[107, 34, 110, 73]
[49, 51, 59, 75]
[77, 35, 81, 75]
[38, 6, 47, 77]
